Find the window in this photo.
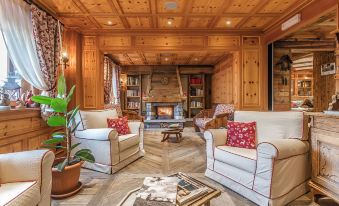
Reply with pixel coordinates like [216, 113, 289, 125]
[0, 32, 8, 84]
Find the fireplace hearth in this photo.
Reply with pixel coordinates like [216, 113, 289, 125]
[156, 106, 174, 120]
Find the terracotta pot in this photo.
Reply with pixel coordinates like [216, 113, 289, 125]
[51, 157, 84, 196]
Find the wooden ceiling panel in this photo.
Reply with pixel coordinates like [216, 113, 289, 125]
[94, 17, 124, 29]
[99, 36, 132, 47]
[126, 17, 152, 28]
[135, 36, 205, 47]
[241, 17, 274, 29]
[259, 0, 299, 13]
[61, 17, 96, 29]
[187, 17, 213, 28]
[208, 36, 240, 47]
[109, 51, 231, 65]
[156, 0, 185, 13]
[36, 0, 81, 13]
[190, 0, 224, 14]
[224, 0, 261, 14]
[79, 0, 114, 13]
[215, 17, 243, 28]
[158, 17, 183, 28]
[117, 0, 151, 13]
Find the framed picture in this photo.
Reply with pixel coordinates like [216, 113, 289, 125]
[321, 63, 336, 76]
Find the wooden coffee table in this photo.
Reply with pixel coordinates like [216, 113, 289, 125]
[161, 128, 183, 143]
[117, 173, 221, 206]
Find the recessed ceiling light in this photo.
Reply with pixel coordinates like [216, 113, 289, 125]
[164, 57, 169, 61]
[194, 58, 199, 61]
[107, 20, 113, 25]
[167, 18, 174, 25]
[165, 1, 178, 10]
[226, 20, 232, 25]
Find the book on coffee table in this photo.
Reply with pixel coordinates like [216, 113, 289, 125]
[133, 177, 178, 206]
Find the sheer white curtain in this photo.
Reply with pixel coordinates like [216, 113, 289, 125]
[0, 0, 47, 91]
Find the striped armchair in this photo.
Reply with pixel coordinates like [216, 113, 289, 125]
[193, 104, 234, 132]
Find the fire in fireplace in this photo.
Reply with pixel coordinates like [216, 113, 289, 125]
[156, 106, 174, 120]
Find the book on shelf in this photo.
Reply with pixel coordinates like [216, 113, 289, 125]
[133, 177, 178, 206]
[127, 102, 140, 109]
[190, 88, 204, 96]
[127, 90, 140, 97]
[190, 101, 203, 108]
[189, 77, 202, 85]
[127, 76, 139, 86]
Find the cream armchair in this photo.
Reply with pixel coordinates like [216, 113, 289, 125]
[0, 150, 55, 206]
[204, 111, 310, 206]
[72, 109, 145, 174]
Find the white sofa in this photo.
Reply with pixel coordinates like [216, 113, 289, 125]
[0, 150, 55, 206]
[72, 109, 145, 174]
[204, 111, 310, 206]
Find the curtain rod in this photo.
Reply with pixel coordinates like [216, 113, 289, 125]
[23, 0, 64, 25]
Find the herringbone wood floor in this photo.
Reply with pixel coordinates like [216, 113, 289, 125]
[52, 128, 323, 206]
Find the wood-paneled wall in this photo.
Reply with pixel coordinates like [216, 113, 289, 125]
[212, 53, 240, 108]
[212, 36, 264, 111]
[0, 109, 58, 154]
[313, 52, 336, 112]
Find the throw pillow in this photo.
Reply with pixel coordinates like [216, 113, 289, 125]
[226, 121, 256, 149]
[107, 116, 131, 135]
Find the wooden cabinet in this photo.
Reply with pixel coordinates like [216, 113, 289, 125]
[0, 109, 59, 154]
[308, 113, 339, 203]
[188, 74, 205, 118]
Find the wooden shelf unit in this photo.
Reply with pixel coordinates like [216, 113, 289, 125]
[291, 70, 313, 100]
[188, 74, 205, 118]
[125, 74, 142, 114]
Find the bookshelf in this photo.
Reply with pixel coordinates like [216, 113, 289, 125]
[188, 74, 205, 118]
[125, 74, 142, 114]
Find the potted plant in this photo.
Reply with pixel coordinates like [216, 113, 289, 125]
[32, 74, 95, 198]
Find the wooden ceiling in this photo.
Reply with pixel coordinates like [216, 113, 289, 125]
[34, 0, 312, 33]
[107, 51, 231, 65]
[34, 0, 314, 66]
[276, 10, 337, 53]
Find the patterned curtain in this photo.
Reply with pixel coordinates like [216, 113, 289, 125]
[112, 64, 121, 104]
[104, 56, 113, 104]
[30, 5, 61, 97]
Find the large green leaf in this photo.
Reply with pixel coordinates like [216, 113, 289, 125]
[75, 149, 92, 155]
[71, 121, 81, 133]
[47, 116, 66, 127]
[66, 85, 76, 103]
[70, 143, 81, 151]
[31, 96, 53, 105]
[57, 74, 67, 97]
[43, 137, 65, 145]
[57, 158, 68, 172]
[67, 106, 80, 128]
[51, 98, 68, 113]
[75, 151, 95, 163]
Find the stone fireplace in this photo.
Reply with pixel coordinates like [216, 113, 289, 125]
[143, 67, 186, 128]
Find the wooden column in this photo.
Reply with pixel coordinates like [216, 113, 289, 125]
[82, 36, 104, 110]
[63, 29, 83, 109]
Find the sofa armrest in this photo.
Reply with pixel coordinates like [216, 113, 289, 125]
[204, 129, 227, 146]
[0, 150, 54, 186]
[257, 139, 309, 160]
[74, 128, 118, 141]
[128, 121, 142, 134]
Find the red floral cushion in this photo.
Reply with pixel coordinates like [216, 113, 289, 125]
[107, 116, 130, 135]
[226, 121, 256, 149]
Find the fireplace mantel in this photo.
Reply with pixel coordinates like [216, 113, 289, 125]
[143, 96, 187, 103]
